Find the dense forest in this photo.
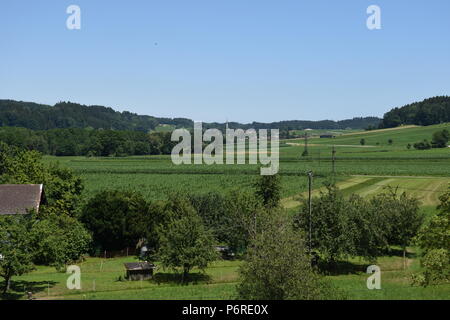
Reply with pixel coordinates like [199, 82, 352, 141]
[0, 127, 177, 156]
[0, 99, 380, 132]
[380, 96, 450, 128]
[0, 100, 193, 131]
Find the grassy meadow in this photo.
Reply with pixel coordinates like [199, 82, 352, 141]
[6, 249, 449, 300]
[12, 123, 447, 300]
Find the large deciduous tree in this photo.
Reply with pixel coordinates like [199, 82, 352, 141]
[81, 190, 154, 251]
[0, 216, 34, 294]
[157, 196, 217, 282]
[237, 212, 343, 300]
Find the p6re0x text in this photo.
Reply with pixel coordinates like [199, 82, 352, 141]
[226, 305, 269, 315]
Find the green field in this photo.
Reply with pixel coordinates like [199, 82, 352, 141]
[42, 123, 449, 203]
[21, 124, 449, 300]
[5, 248, 449, 300]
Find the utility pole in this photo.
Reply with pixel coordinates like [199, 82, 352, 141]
[307, 171, 313, 257]
[305, 132, 308, 155]
[302, 132, 309, 157]
[332, 145, 336, 175]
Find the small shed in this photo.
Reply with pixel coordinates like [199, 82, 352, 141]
[124, 262, 156, 281]
[320, 133, 336, 138]
[0, 184, 46, 215]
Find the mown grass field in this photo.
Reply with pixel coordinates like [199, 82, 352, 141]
[4, 248, 449, 300]
[25, 124, 449, 300]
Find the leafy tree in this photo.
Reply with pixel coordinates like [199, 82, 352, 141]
[254, 174, 282, 209]
[388, 139, 393, 145]
[413, 187, 450, 285]
[294, 184, 423, 267]
[431, 129, 450, 148]
[407, 143, 412, 150]
[29, 213, 92, 270]
[157, 196, 217, 282]
[188, 192, 232, 244]
[360, 138, 366, 146]
[294, 184, 358, 264]
[0, 216, 34, 294]
[224, 190, 269, 254]
[237, 213, 344, 300]
[81, 190, 153, 251]
[374, 189, 423, 267]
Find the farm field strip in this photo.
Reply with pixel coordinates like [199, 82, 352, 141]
[281, 176, 449, 209]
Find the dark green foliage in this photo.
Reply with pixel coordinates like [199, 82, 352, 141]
[237, 212, 344, 300]
[225, 190, 269, 254]
[157, 195, 218, 282]
[0, 216, 34, 293]
[294, 184, 423, 265]
[381, 96, 450, 128]
[254, 174, 282, 209]
[0, 142, 83, 216]
[413, 187, 450, 286]
[375, 189, 423, 252]
[189, 189, 271, 255]
[80, 190, 154, 251]
[188, 192, 231, 245]
[413, 140, 432, 150]
[412, 129, 448, 150]
[294, 185, 360, 263]
[431, 129, 449, 148]
[360, 138, 366, 146]
[28, 213, 92, 270]
[0, 100, 380, 133]
[0, 100, 162, 131]
[0, 143, 92, 275]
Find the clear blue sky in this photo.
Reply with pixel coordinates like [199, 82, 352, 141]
[1, 1, 449, 123]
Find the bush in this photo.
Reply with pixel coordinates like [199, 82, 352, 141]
[431, 129, 449, 148]
[413, 140, 432, 150]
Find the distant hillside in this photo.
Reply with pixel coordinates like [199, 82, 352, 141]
[0, 99, 380, 131]
[380, 96, 450, 128]
[0, 100, 194, 131]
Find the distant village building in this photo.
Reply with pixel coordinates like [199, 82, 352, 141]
[0, 184, 45, 215]
[124, 262, 156, 281]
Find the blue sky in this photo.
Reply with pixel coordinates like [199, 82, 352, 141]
[1, 1, 449, 123]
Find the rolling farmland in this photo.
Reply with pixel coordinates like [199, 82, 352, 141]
[46, 123, 450, 205]
[17, 123, 447, 301]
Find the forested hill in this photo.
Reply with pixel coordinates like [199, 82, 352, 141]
[0, 100, 192, 131]
[380, 96, 450, 128]
[0, 99, 380, 131]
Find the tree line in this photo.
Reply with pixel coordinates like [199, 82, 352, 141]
[380, 96, 450, 128]
[0, 127, 177, 156]
[1, 100, 381, 134]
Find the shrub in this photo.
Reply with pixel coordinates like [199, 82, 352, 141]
[413, 140, 432, 150]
